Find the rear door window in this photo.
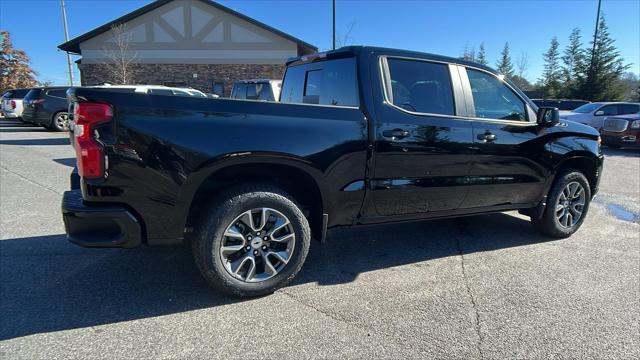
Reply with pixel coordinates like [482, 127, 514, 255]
[281, 57, 359, 107]
[386, 58, 455, 115]
[618, 104, 640, 115]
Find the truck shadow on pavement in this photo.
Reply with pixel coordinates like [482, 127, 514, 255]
[0, 120, 47, 133]
[0, 212, 549, 340]
[0, 138, 70, 146]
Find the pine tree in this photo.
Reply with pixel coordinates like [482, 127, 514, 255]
[540, 37, 562, 98]
[495, 42, 514, 77]
[579, 17, 629, 101]
[477, 42, 488, 65]
[560, 28, 585, 97]
[0, 31, 37, 93]
[460, 45, 476, 62]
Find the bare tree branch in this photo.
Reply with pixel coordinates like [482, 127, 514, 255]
[100, 24, 137, 84]
[336, 22, 357, 48]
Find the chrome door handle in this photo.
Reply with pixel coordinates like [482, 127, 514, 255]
[477, 132, 497, 142]
[382, 129, 410, 140]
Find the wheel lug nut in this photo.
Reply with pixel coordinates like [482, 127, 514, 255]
[256, 232, 261, 236]
[262, 245, 267, 251]
[263, 236, 268, 241]
[246, 246, 250, 251]
[253, 250, 259, 256]
[247, 235, 252, 240]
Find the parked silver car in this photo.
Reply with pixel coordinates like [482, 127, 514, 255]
[559, 102, 640, 130]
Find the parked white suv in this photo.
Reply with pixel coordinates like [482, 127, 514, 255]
[560, 102, 640, 130]
[1, 88, 31, 120]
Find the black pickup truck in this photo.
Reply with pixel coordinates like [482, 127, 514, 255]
[62, 46, 603, 297]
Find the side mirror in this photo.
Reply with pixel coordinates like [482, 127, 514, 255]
[537, 107, 560, 127]
[594, 110, 604, 116]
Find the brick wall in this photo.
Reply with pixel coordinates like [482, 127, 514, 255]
[78, 63, 285, 96]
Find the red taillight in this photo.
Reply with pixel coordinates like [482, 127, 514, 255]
[73, 102, 113, 179]
[10, 100, 16, 109]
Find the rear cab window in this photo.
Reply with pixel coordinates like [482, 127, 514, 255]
[280, 57, 359, 107]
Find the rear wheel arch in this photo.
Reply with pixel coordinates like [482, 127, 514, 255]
[183, 161, 326, 241]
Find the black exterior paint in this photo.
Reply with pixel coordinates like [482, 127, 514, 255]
[64, 46, 603, 247]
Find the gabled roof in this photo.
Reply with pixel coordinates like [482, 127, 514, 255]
[58, 0, 317, 55]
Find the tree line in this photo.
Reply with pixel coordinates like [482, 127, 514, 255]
[461, 17, 638, 102]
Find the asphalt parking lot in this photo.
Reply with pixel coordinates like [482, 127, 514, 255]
[0, 118, 638, 359]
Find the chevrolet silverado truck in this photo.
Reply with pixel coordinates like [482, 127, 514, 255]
[62, 46, 604, 297]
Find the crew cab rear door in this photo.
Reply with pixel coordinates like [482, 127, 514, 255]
[364, 56, 475, 219]
[458, 67, 546, 208]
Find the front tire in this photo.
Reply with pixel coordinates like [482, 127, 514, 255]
[192, 184, 310, 297]
[532, 170, 591, 238]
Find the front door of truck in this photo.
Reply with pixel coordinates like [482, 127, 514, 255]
[367, 57, 475, 218]
[460, 67, 547, 209]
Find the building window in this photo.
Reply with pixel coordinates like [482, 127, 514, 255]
[212, 82, 225, 97]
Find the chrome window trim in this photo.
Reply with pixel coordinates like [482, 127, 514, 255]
[379, 55, 537, 126]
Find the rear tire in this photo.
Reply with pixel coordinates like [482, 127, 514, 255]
[531, 170, 591, 238]
[192, 184, 310, 298]
[50, 111, 69, 132]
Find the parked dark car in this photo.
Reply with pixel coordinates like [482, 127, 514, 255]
[532, 99, 590, 111]
[62, 46, 603, 297]
[22, 87, 71, 131]
[600, 114, 640, 149]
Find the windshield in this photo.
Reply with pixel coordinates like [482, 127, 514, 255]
[573, 103, 601, 113]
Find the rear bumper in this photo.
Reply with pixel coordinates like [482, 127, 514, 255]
[62, 189, 142, 248]
[21, 109, 48, 125]
[1, 111, 20, 118]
